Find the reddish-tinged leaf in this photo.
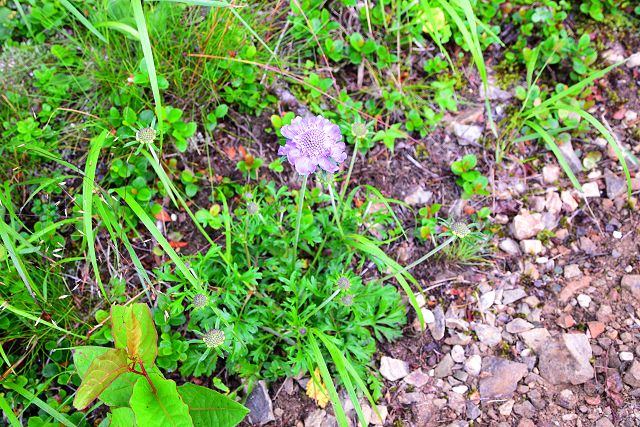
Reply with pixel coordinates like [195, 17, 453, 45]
[225, 146, 237, 158]
[73, 348, 129, 409]
[169, 241, 189, 249]
[154, 210, 172, 221]
[111, 304, 157, 368]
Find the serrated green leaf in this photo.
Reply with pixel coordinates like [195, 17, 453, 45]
[73, 348, 129, 409]
[178, 383, 249, 427]
[130, 374, 193, 427]
[111, 304, 158, 368]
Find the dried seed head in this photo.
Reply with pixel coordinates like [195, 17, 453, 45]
[341, 295, 354, 306]
[203, 329, 225, 348]
[336, 276, 351, 290]
[135, 127, 157, 144]
[451, 222, 470, 239]
[247, 202, 259, 215]
[192, 293, 208, 308]
[351, 122, 368, 139]
[244, 192, 253, 200]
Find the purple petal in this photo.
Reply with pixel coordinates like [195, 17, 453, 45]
[318, 157, 338, 173]
[278, 141, 296, 156]
[294, 156, 317, 175]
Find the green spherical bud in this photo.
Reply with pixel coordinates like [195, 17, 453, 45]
[135, 127, 157, 144]
[203, 329, 225, 348]
[351, 122, 368, 139]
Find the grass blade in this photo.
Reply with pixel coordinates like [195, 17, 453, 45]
[114, 188, 202, 291]
[2, 382, 77, 427]
[0, 216, 40, 302]
[59, 0, 107, 43]
[0, 299, 85, 339]
[308, 334, 349, 427]
[82, 131, 109, 301]
[0, 393, 21, 427]
[525, 120, 582, 191]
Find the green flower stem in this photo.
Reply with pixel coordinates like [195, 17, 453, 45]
[327, 180, 344, 237]
[340, 137, 360, 200]
[291, 174, 308, 271]
[301, 288, 341, 324]
[381, 235, 456, 282]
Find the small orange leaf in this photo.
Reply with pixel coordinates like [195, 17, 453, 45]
[238, 146, 247, 157]
[169, 241, 188, 249]
[154, 210, 171, 221]
[225, 146, 237, 158]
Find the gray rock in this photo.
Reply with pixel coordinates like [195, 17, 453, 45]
[626, 52, 640, 68]
[605, 173, 627, 199]
[557, 389, 576, 409]
[538, 334, 594, 385]
[512, 212, 545, 240]
[451, 345, 465, 363]
[499, 238, 521, 256]
[582, 181, 600, 198]
[429, 305, 445, 340]
[452, 123, 483, 145]
[527, 389, 546, 410]
[434, 354, 455, 378]
[506, 318, 534, 334]
[480, 79, 512, 101]
[558, 139, 582, 173]
[595, 418, 615, 427]
[465, 401, 481, 420]
[621, 275, 640, 301]
[446, 391, 466, 415]
[564, 264, 582, 279]
[498, 400, 514, 416]
[542, 165, 561, 184]
[246, 380, 276, 425]
[404, 187, 433, 206]
[479, 357, 528, 399]
[520, 328, 551, 352]
[478, 290, 496, 312]
[380, 356, 410, 381]
[475, 324, 502, 347]
[513, 400, 536, 418]
[304, 410, 336, 427]
[502, 288, 527, 305]
[404, 369, 429, 388]
[464, 354, 482, 376]
[623, 360, 640, 387]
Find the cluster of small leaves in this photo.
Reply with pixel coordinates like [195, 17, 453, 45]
[451, 154, 490, 199]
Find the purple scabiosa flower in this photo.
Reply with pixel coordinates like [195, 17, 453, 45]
[278, 115, 347, 175]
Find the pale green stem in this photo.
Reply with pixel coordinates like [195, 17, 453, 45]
[301, 289, 341, 323]
[291, 175, 308, 271]
[340, 137, 360, 200]
[381, 236, 456, 282]
[327, 180, 344, 236]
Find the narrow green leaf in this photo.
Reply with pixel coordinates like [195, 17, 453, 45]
[83, 130, 109, 301]
[59, 0, 107, 43]
[0, 393, 21, 427]
[2, 382, 77, 427]
[178, 383, 249, 427]
[130, 374, 193, 427]
[73, 348, 129, 409]
[308, 335, 349, 427]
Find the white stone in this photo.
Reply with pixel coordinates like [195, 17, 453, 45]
[581, 182, 600, 198]
[452, 385, 468, 394]
[479, 290, 496, 312]
[512, 212, 545, 240]
[542, 165, 561, 184]
[620, 352, 634, 362]
[577, 294, 591, 308]
[379, 356, 410, 381]
[626, 52, 640, 68]
[464, 354, 482, 376]
[451, 345, 465, 363]
[521, 239, 544, 255]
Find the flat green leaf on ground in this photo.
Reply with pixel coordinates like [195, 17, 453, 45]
[178, 383, 249, 427]
[130, 374, 192, 427]
[73, 348, 129, 409]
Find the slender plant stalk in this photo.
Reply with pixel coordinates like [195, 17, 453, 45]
[302, 289, 341, 323]
[340, 137, 360, 200]
[381, 236, 456, 282]
[291, 175, 308, 271]
[327, 180, 344, 236]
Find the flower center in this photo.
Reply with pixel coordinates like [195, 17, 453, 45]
[298, 128, 327, 158]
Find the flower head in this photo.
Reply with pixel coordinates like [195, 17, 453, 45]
[203, 329, 225, 348]
[351, 122, 368, 139]
[336, 276, 351, 290]
[341, 295, 354, 306]
[450, 222, 471, 239]
[135, 127, 157, 144]
[247, 202, 259, 215]
[192, 293, 208, 308]
[278, 115, 346, 175]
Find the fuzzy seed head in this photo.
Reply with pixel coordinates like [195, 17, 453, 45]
[203, 329, 225, 348]
[298, 327, 307, 336]
[451, 222, 470, 238]
[192, 293, 208, 308]
[135, 127, 157, 144]
[337, 276, 351, 290]
[247, 202, 259, 215]
[341, 295, 354, 306]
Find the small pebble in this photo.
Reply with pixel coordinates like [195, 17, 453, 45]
[613, 231, 622, 239]
[620, 352, 634, 361]
[577, 294, 591, 308]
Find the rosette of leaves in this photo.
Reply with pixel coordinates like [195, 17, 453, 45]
[73, 303, 247, 427]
